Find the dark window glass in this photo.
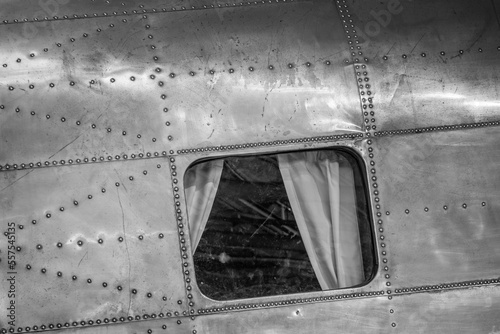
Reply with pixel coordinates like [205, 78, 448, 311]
[186, 149, 375, 300]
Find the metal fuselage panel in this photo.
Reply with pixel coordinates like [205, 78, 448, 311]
[0, 0, 499, 333]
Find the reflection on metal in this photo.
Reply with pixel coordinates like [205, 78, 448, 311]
[0, 0, 499, 332]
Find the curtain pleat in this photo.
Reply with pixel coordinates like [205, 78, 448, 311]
[278, 151, 363, 289]
[184, 159, 224, 253]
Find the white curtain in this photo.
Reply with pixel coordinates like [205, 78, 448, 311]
[184, 159, 224, 253]
[278, 151, 363, 290]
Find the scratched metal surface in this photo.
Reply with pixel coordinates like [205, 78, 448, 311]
[347, 0, 500, 131]
[1, 0, 500, 332]
[192, 295, 391, 334]
[370, 127, 500, 287]
[0, 159, 186, 329]
[0, 0, 362, 169]
[0, 13, 167, 166]
[390, 286, 500, 333]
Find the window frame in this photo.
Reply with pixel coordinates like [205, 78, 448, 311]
[181, 145, 380, 306]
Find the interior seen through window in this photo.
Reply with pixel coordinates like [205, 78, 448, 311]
[185, 149, 375, 300]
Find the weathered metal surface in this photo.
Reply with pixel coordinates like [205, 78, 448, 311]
[0, 0, 500, 332]
[370, 127, 500, 287]
[390, 286, 500, 333]
[0, 159, 186, 330]
[346, 0, 500, 131]
[0, 0, 362, 169]
[192, 295, 391, 334]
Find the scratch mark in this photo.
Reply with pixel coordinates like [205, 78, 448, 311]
[410, 33, 426, 54]
[385, 42, 396, 56]
[116, 188, 132, 315]
[78, 251, 88, 267]
[262, 86, 275, 117]
[207, 129, 215, 139]
[114, 169, 128, 193]
[48, 135, 81, 159]
[0, 169, 35, 193]
[491, 0, 500, 29]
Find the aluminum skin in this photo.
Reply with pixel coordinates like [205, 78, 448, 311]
[0, 0, 499, 333]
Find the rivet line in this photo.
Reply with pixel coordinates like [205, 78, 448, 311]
[0, 0, 301, 26]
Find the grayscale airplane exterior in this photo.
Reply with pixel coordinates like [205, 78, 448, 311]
[1, 0, 500, 333]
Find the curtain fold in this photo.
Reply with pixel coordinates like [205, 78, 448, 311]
[278, 151, 363, 290]
[184, 159, 224, 253]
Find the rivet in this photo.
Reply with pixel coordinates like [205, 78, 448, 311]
[98, 239, 103, 244]
[118, 237, 123, 242]
[482, 202, 486, 206]
[229, 68, 234, 73]
[57, 271, 62, 277]
[424, 207, 429, 212]
[77, 240, 83, 246]
[87, 279, 92, 283]
[102, 282, 108, 287]
[268, 65, 274, 70]
[88, 195, 93, 199]
[440, 51, 445, 56]
[402, 54, 407, 59]
[462, 203, 467, 209]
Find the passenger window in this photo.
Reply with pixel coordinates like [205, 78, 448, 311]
[185, 150, 375, 300]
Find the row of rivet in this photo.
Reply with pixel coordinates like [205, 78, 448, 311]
[394, 277, 500, 295]
[404, 202, 486, 214]
[177, 133, 363, 154]
[197, 290, 386, 314]
[374, 121, 500, 137]
[383, 47, 500, 60]
[366, 139, 391, 294]
[0, 151, 173, 171]
[1, 316, 172, 333]
[336, 0, 374, 133]
[335, 0, 394, 326]
[8, 174, 161, 235]
[0, 106, 166, 141]
[0, 0, 297, 25]
[9, 232, 165, 246]
[168, 157, 196, 315]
